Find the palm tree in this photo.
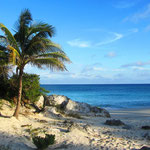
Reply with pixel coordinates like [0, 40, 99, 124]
[0, 9, 70, 118]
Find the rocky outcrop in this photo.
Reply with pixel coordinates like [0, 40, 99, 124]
[45, 95, 68, 107]
[141, 126, 150, 130]
[105, 119, 125, 126]
[36, 95, 44, 108]
[44, 95, 110, 118]
[43, 106, 61, 118]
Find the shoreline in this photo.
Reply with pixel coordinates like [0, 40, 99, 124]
[109, 107, 150, 120]
[0, 98, 150, 150]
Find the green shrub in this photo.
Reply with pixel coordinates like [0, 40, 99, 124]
[32, 134, 55, 150]
[0, 65, 11, 99]
[9, 73, 49, 103]
[0, 76, 10, 99]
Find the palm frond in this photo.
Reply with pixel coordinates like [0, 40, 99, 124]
[19, 9, 32, 26]
[30, 57, 67, 71]
[14, 9, 32, 49]
[28, 22, 55, 38]
[38, 52, 71, 62]
[7, 45, 20, 58]
[0, 23, 20, 53]
[14, 9, 32, 30]
[24, 38, 48, 55]
[7, 45, 21, 65]
[0, 50, 9, 65]
[0, 65, 12, 78]
[24, 36, 63, 56]
[45, 40, 63, 52]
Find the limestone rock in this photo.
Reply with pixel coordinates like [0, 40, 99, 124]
[43, 106, 61, 118]
[105, 119, 125, 126]
[36, 95, 44, 108]
[44, 95, 110, 118]
[44, 95, 69, 107]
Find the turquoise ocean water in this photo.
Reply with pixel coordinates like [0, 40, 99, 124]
[41, 84, 150, 109]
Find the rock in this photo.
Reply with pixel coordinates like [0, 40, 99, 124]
[43, 106, 61, 118]
[65, 100, 90, 114]
[36, 95, 44, 108]
[105, 119, 125, 126]
[122, 125, 133, 130]
[141, 126, 150, 130]
[143, 133, 150, 140]
[45, 95, 110, 118]
[82, 124, 91, 132]
[44, 95, 69, 107]
[91, 106, 111, 118]
[139, 146, 150, 150]
[67, 122, 89, 132]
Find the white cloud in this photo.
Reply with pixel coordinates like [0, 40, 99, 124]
[67, 39, 91, 48]
[95, 32, 123, 46]
[81, 63, 103, 73]
[25, 63, 150, 84]
[131, 66, 150, 71]
[105, 51, 116, 58]
[121, 61, 150, 68]
[124, 4, 150, 22]
[67, 32, 123, 48]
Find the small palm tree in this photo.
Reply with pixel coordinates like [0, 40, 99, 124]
[0, 9, 70, 118]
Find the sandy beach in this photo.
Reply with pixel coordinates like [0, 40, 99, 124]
[0, 100, 150, 150]
[110, 108, 150, 120]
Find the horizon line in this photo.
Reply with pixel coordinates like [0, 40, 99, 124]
[40, 83, 150, 85]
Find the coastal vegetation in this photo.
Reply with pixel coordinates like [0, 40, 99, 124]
[10, 73, 49, 104]
[0, 9, 70, 118]
[32, 134, 55, 150]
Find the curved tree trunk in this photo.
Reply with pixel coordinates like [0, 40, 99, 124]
[13, 68, 23, 119]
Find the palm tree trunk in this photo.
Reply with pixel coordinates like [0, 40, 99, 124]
[16, 67, 19, 75]
[13, 68, 23, 119]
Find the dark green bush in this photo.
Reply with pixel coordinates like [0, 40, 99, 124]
[0, 76, 9, 98]
[32, 134, 55, 150]
[9, 73, 49, 103]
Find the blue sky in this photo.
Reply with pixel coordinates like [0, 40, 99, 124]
[1, 0, 150, 84]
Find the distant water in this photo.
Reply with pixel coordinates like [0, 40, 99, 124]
[41, 84, 150, 109]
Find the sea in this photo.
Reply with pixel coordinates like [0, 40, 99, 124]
[41, 84, 150, 110]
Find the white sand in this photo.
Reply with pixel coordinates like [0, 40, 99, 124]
[0, 100, 150, 150]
